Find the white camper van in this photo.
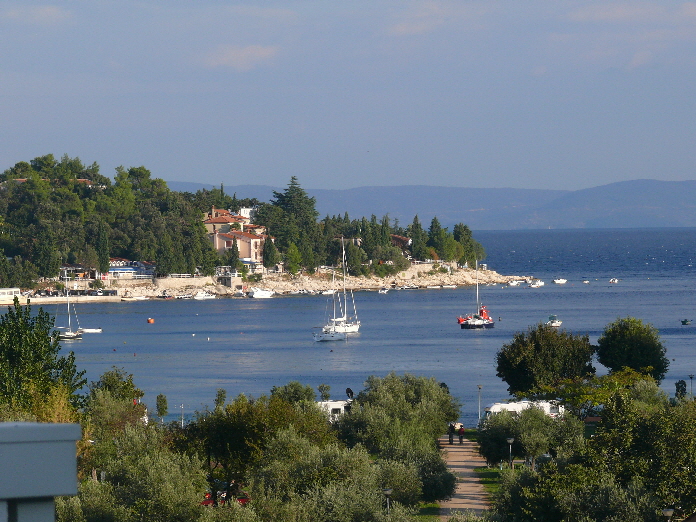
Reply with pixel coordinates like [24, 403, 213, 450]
[484, 400, 564, 418]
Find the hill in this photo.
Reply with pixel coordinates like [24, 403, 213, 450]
[166, 179, 696, 230]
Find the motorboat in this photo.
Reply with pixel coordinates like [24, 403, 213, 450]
[546, 315, 562, 327]
[553, 279, 567, 284]
[457, 261, 495, 329]
[609, 278, 619, 284]
[681, 319, 691, 325]
[193, 291, 216, 300]
[248, 287, 274, 298]
[77, 327, 103, 334]
[378, 288, 389, 294]
[176, 293, 193, 299]
[529, 280, 545, 288]
[582, 280, 590, 284]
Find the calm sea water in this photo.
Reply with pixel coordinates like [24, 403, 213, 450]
[57, 228, 696, 427]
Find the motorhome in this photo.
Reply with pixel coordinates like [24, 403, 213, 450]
[317, 400, 352, 422]
[484, 400, 564, 418]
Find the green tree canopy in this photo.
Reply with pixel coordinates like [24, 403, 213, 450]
[0, 298, 85, 410]
[596, 317, 669, 383]
[496, 324, 595, 396]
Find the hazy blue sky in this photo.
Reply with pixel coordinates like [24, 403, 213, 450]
[2, 1, 696, 190]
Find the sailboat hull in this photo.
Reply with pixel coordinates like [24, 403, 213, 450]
[313, 330, 347, 342]
[325, 322, 360, 333]
[460, 321, 495, 329]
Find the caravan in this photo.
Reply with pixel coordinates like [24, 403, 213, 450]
[485, 400, 564, 418]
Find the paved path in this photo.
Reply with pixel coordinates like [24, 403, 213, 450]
[438, 435, 490, 519]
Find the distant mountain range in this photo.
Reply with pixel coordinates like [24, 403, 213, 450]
[167, 179, 696, 230]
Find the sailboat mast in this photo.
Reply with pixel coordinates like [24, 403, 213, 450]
[475, 260, 480, 310]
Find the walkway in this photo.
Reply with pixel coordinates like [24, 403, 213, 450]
[438, 435, 490, 519]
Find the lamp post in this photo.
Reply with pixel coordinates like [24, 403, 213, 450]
[507, 437, 514, 469]
[383, 488, 393, 515]
[662, 507, 674, 521]
[690, 374, 694, 397]
[477, 385, 482, 422]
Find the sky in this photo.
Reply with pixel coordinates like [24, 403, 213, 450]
[2, 1, 696, 191]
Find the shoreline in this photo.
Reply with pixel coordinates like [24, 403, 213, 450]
[11, 264, 529, 305]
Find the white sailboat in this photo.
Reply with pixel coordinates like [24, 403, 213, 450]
[57, 289, 82, 340]
[324, 238, 360, 334]
[457, 261, 495, 329]
[314, 270, 347, 342]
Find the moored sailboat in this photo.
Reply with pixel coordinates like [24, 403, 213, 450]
[314, 269, 348, 342]
[324, 238, 360, 334]
[57, 289, 82, 340]
[457, 261, 495, 329]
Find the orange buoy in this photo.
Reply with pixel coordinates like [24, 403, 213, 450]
[147, 318, 155, 324]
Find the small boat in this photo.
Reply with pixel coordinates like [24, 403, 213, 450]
[324, 239, 360, 333]
[57, 289, 82, 340]
[529, 280, 545, 288]
[378, 288, 389, 294]
[77, 327, 103, 334]
[193, 291, 216, 300]
[546, 315, 562, 327]
[682, 319, 691, 325]
[248, 287, 274, 298]
[176, 293, 193, 299]
[582, 280, 590, 284]
[508, 280, 523, 286]
[457, 261, 494, 329]
[320, 289, 336, 295]
[609, 278, 619, 284]
[553, 279, 567, 284]
[426, 285, 441, 289]
[442, 285, 457, 289]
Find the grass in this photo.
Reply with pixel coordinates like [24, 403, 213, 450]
[416, 502, 441, 520]
[474, 466, 502, 497]
[464, 428, 479, 443]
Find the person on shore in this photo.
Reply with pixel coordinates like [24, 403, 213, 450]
[458, 425, 465, 444]
[448, 423, 455, 444]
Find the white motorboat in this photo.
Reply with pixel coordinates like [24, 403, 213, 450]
[529, 280, 545, 288]
[508, 280, 524, 286]
[553, 279, 567, 284]
[546, 315, 562, 327]
[193, 291, 216, 300]
[609, 278, 619, 284]
[78, 327, 103, 334]
[248, 287, 274, 298]
[457, 261, 495, 329]
[378, 288, 389, 294]
[582, 280, 590, 284]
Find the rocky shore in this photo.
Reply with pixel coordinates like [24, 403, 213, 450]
[257, 263, 523, 294]
[19, 263, 528, 305]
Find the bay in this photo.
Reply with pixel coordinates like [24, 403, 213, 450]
[59, 228, 696, 427]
